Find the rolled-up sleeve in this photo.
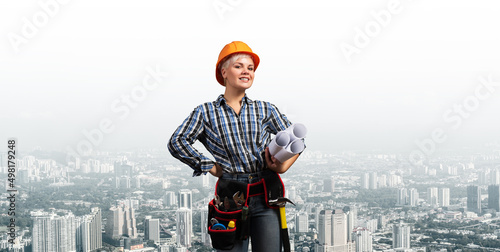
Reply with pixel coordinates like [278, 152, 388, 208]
[168, 106, 215, 176]
[267, 103, 292, 134]
[267, 103, 306, 153]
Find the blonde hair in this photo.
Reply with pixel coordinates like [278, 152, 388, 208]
[219, 53, 254, 71]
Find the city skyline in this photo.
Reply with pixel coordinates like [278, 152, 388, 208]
[2, 148, 500, 251]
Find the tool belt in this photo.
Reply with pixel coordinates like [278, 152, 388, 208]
[207, 170, 285, 250]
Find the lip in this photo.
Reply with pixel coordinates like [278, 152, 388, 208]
[239, 77, 251, 82]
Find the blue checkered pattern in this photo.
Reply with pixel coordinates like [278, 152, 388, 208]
[168, 94, 292, 176]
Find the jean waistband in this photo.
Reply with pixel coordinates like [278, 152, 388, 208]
[220, 169, 274, 183]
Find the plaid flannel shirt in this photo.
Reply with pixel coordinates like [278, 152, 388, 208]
[168, 94, 294, 176]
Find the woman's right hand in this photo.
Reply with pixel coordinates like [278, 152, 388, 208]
[209, 163, 223, 177]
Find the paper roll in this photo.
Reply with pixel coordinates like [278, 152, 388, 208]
[274, 149, 293, 163]
[285, 123, 307, 142]
[286, 138, 305, 154]
[269, 131, 290, 156]
[268, 123, 307, 163]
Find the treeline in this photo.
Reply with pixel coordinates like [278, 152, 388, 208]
[425, 231, 500, 248]
[355, 188, 397, 208]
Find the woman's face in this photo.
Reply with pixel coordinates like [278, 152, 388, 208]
[221, 56, 255, 91]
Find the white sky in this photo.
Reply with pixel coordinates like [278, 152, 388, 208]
[1, 0, 500, 155]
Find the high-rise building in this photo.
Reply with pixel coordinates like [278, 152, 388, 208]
[178, 189, 193, 209]
[491, 169, 500, 185]
[467, 185, 481, 213]
[200, 207, 211, 246]
[438, 188, 450, 207]
[392, 222, 410, 249]
[177, 189, 193, 245]
[324, 177, 335, 193]
[121, 198, 139, 210]
[114, 162, 133, 177]
[488, 185, 500, 211]
[176, 208, 192, 247]
[408, 188, 419, 207]
[362, 219, 378, 233]
[32, 211, 76, 252]
[118, 176, 131, 189]
[427, 187, 438, 207]
[32, 213, 52, 252]
[75, 157, 81, 171]
[88, 159, 101, 173]
[104, 205, 137, 239]
[376, 215, 387, 230]
[353, 227, 372, 252]
[479, 170, 490, 185]
[361, 173, 369, 189]
[318, 210, 333, 245]
[134, 177, 141, 189]
[397, 188, 407, 206]
[316, 209, 354, 252]
[144, 216, 160, 243]
[346, 206, 357, 242]
[164, 191, 177, 207]
[202, 174, 210, 188]
[295, 212, 309, 233]
[332, 209, 347, 246]
[387, 174, 402, 187]
[369, 172, 377, 190]
[378, 174, 387, 188]
[123, 205, 137, 238]
[76, 207, 102, 252]
[447, 166, 457, 176]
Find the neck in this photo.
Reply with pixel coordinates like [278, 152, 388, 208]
[223, 88, 246, 105]
[223, 88, 246, 115]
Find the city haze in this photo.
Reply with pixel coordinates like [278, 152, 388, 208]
[1, 1, 500, 155]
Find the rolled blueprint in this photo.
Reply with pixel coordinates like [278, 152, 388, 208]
[287, 138, 305, 154]
[274, 139, 305, 163]
[268, 131, 290, 157]
[268, 123, 307, 163]
[285, 123, 307, 142]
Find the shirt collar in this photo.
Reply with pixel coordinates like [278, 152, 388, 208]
[215, 94, 253, 107]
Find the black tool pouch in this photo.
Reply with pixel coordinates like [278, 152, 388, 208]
[207, 179, 250, 250]
[207, 171, 285, 250]
[261, 171, 286, 209]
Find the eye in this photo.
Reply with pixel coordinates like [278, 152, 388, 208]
[234, 65, 241, 68]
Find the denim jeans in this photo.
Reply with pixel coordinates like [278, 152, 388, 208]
[217, 171, 282, 252]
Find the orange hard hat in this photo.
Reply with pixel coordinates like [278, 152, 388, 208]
[215, 41, 260, 85]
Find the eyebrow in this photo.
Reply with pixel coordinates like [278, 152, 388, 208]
[233, 62, 254, 67]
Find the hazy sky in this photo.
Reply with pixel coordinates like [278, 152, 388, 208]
[1, 0, 500, 156]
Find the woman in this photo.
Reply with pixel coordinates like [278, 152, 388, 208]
[168, 41, 303, 251]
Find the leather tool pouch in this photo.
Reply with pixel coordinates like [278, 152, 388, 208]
[208, 179, 249, 250]
[261, 171, 285, 209]
[207, 171, 285, 250]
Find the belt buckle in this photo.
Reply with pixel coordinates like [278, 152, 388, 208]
[248, 175, 253, 180]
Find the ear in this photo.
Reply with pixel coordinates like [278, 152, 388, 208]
[221, 67, 227, 79]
